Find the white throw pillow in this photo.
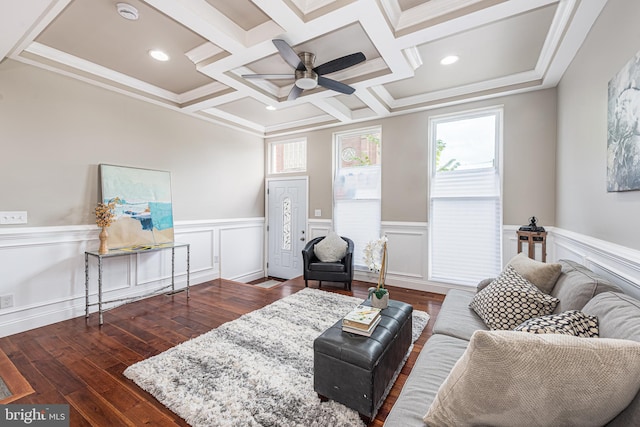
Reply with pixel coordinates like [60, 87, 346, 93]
[313, 231, 348, 262]
[424, 330, 640, 427]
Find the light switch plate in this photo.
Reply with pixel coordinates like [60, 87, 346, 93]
[0, 211, 28, 224]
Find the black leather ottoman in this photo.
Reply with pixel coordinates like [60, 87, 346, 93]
[313, 300, 413, 422]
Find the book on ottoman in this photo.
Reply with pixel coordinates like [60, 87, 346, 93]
[342, 305, 381, 336]
[343, 315, 381, 336]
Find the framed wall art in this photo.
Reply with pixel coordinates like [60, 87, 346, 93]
[607, 49, 640, 192]
[99, 164, 174, 248]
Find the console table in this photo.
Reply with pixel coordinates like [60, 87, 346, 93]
[85, 242, 190, 325]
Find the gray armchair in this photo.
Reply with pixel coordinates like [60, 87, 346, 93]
[302, 236, 354, 290]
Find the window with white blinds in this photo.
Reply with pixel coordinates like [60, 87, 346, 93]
[333, 127, 381, 269]
[429, 109, 503, 286]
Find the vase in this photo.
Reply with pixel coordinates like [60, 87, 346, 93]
[98, 227, 109, 254]
[369, 287, 389, 309]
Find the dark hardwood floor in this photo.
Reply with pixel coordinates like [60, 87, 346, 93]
[0, 277, 444, 426]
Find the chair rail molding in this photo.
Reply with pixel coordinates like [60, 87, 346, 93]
[550, 227, 640, 299]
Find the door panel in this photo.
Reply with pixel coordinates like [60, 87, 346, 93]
[267, 179, 307, 279]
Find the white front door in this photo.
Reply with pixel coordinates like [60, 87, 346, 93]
[267, 178, 308, 279]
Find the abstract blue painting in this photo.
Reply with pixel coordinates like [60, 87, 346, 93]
[99, 164, 174, 248]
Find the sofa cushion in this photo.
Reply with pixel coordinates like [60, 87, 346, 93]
[308, 261, 345, 272]
[383, 334, 468, 427]
[581, 292, 640, 341]
[313, 231, 347, 262]
[432, 289, 488, 341]
[469, 265, 559, 330]
[507, 252, 562, 293]
[551, 260, 621, 313]
[514, 310, 599, 337]
[423, 330, 640, 427]
[581, 293, 640, 426]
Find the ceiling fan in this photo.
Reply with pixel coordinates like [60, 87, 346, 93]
[242, 39, 366, 101]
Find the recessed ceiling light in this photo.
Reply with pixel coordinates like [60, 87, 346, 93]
[440, 55, 459, 65]
[149, 50, 170, 61]
[266, 105, 276, 111]
[116, 3, 139, 20]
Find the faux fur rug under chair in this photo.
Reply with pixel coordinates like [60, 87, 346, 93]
[124, 288, 430, 427]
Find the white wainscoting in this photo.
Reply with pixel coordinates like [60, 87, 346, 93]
[219, 219, 265, 282]
[307, 218, 332, 240]
[4, 219, 638, 337]
[0, 217, 264, 337]
[550, 228, 640, 300]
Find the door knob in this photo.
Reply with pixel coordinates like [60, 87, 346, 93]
[300, 237, 305, 241]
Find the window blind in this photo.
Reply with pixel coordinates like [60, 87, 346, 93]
[334, 165, 381, 268]
[430, 168, 502, 286]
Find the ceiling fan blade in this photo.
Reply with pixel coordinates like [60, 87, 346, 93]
[317, 76, 355, 95]
[273, 39, 305, 71]
[287, 85, 303, 101]
[313, 52, 366, 75]
[242, 74, 294, 79]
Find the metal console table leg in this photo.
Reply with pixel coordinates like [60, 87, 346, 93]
[85, 243, 190, 326]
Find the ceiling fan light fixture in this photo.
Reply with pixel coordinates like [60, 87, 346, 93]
[440, 55, 459, 65]
[295, 77, 318, 90]
[116, 3, 139, 20]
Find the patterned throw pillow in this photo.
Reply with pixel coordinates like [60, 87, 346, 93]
[470, 265, 560, 330]
[514, 310, 599, 337]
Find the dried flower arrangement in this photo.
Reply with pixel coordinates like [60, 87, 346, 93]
[363, 236, 388, 299]
[94, 197, 120, 228]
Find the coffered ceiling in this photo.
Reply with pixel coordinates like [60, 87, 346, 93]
[2, 0, 607, 137]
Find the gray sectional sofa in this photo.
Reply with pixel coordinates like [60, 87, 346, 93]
[384, 259, 640, 426]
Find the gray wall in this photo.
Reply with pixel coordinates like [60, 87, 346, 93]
[556, 0, 640, 250]
[0, 60, 265, 227]
[267, 88, 557, 227]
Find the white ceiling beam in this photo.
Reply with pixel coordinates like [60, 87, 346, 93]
[25, 42, 180, 102]
[249, 0, 306, 34]
[394, 0, 559, 49]
[4, 0, 71, 60]
[355, 87, 392, 117]
[201, 107, 266, 133]
[543, 0, 608, 85]
[144, 0, 247, 51]
[312, 97, 353, 122]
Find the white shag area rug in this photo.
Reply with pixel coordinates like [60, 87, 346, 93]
[124, 288, 430, 427]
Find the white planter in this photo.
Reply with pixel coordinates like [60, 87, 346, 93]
[369, 289, 389, 309]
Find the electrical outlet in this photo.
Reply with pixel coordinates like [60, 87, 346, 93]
[0, 294, 14, 309]
[0, 211, 28, 225]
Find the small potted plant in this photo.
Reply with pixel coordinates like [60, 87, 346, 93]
[95, 197, 120, 254]
[364, 236, 389, 309]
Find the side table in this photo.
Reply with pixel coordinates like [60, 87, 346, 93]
[517, 230, 547, 262]
[85, 242, 190, 325]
